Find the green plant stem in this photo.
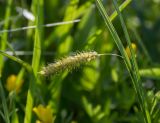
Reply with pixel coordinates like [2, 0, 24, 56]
[24, 0, 44, 123]
[95, 0, 131, 67]
[112, 1, 151, 123]
[95, 0, 151, 122]
[0, 0, 13, 77]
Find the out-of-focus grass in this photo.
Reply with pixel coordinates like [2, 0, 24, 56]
[24, 0, 44, 123]
[0, 0, 13, 77]
[96, 0, 151, 122]
[0, 0, 160, 123]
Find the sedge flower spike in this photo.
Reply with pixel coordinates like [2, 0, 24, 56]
[39, 51, 123, 76]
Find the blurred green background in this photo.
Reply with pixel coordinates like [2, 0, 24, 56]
[0, 0, 160, 123]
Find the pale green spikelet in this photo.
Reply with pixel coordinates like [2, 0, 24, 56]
[39, 51, 98, 76]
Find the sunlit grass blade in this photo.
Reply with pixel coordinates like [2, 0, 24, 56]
[0, 0, 13, 76]
[112, 0, 151, 122]
[45, 0, 80, 48]
[139, 68, 160, 79]
[85, 0, 132, 49]
[95, 0, 131, 69]
[96, 0, 151, 122]
[24, 0, 44, 123]
[110, 0, 132, 21]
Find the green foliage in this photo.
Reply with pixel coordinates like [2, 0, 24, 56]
[0, 0, 160, 123]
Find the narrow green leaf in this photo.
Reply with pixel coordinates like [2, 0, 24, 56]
[0, 0, 13, 76]
[139, 68, 160, 79]
[110, 0, 132, 21]
[112, 0, 151, 122]
[24, 0, 44, 123]
[0, 80, 10, 123]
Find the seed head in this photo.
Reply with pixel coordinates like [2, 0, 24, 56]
[39, 51, 98, 76]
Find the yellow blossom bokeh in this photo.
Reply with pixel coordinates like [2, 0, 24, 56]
[125, 43, 137, 58]
[5, 74, 23, 93]
[33, 104, 55, 123]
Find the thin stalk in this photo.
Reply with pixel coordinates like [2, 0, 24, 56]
[112, 0, 151, 122]
[96, 0, 151, 122]
[24, 0, 44, 122]
[95, 0, 131, 68]
[95, 0, 137, 97]
[98, 53, 124, 59]
[0, 0, 13, 77]
[0, 20, 80, 34]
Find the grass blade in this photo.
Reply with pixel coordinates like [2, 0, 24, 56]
[24, 0, 44, 122]
[112, 0, 151, 122]
[139, 68, 160, 79]
[110, 0, 132, 21]
[95, 0, 131, 69]
[0, 0, 13, 76]
[96, 0, 151, 122]
[0, 80, 10, 123]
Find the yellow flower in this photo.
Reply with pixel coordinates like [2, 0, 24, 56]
[33, 104, 54, 123]
[5, 74, 23, 93]
[125, 43, 137, 58]
[35, 120, 43, 123]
